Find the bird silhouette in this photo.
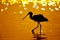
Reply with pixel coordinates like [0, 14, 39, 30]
[23, 12, 48, 35]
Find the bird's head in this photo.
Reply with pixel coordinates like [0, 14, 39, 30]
[22, 12, 33, 20]
[28, 12, 33, 15]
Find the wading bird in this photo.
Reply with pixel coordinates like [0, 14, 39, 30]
[23, 12, 48, 35]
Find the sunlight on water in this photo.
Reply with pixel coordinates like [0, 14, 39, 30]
[1, 0, 60, 6]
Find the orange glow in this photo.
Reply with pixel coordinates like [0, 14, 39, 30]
[0, 0, 60, 40]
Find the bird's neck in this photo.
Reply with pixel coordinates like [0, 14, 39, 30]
[29, 14, 32, 19]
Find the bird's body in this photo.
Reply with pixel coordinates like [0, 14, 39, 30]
[23, 12, 48, 35]
[30, 14, 48, 22]
[28, 12, 48, 22]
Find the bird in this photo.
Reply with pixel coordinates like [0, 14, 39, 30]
[23, 12, 48, 35]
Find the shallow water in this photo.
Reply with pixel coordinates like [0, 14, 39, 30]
[0, 2, 60, 40]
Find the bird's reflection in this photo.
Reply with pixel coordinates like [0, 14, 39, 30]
[33, 34, 47, 40]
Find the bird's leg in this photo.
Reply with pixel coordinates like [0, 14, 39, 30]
[40, 23, 41, 35]
[38, 23, 41, 38]
[32, 23, 39, 34]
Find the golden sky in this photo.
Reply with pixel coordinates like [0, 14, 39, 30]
[0, 0, 60, 40]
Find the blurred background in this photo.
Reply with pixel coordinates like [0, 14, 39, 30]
[0, 0, 60, 40]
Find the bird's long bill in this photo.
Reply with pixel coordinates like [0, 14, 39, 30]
[22, 13, 29, 20]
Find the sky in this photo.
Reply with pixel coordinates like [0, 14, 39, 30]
[0, 0, 60, 40]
